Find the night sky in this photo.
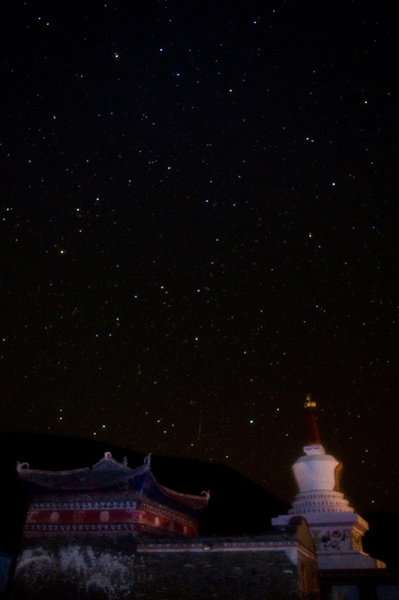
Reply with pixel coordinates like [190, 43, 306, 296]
[1, 1, 397, 516]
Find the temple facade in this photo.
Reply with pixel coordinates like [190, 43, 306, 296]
[10, 451, 321, 599]
[272, 396, 385, 570]
[17, 452, 209, 538]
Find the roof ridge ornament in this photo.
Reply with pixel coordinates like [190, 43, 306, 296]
[144, 453, 151, 467]
[16, 462, 30, 473]
[104, 451, 112, 460]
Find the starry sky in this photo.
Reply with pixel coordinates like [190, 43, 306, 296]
[1, 0, 397, 516]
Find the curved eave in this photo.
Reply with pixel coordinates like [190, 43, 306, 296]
[134, 471, 209, 517]
[156, 477, 209, 511]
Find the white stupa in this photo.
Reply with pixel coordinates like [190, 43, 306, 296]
[272, 396, 385, 569]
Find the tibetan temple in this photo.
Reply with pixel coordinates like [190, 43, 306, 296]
[5, 401, 399, 600]
[17, 452, 209, 538]
[8, 448, 321, 600]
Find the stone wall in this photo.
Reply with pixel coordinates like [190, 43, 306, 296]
[9, 524, 320, 599]
[135, 542, 305, 599]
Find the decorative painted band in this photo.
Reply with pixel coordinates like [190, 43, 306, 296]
[24, 507, 197, 536]
[27, 500, 197, 527]
[23, 522, 198, 536]
[29, 501, 138, 511]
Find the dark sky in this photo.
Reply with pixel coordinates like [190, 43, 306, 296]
[1, 1, 397, 516]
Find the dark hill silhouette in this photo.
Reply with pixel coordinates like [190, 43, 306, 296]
[0, 432, 289, 551]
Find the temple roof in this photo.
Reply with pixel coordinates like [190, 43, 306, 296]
[17, 452, 209, 518]
[18, 453, 143, 491]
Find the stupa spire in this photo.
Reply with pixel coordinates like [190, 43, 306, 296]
[304, 394, 321, 446]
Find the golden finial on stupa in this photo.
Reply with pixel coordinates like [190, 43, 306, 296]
[303, 394, 321, 445]
[304, 393, 316, 410]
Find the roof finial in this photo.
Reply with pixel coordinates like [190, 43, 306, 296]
[304, 394, 322, 446]
[16, 462, 30, 473]
[304, 393, 316, 410]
